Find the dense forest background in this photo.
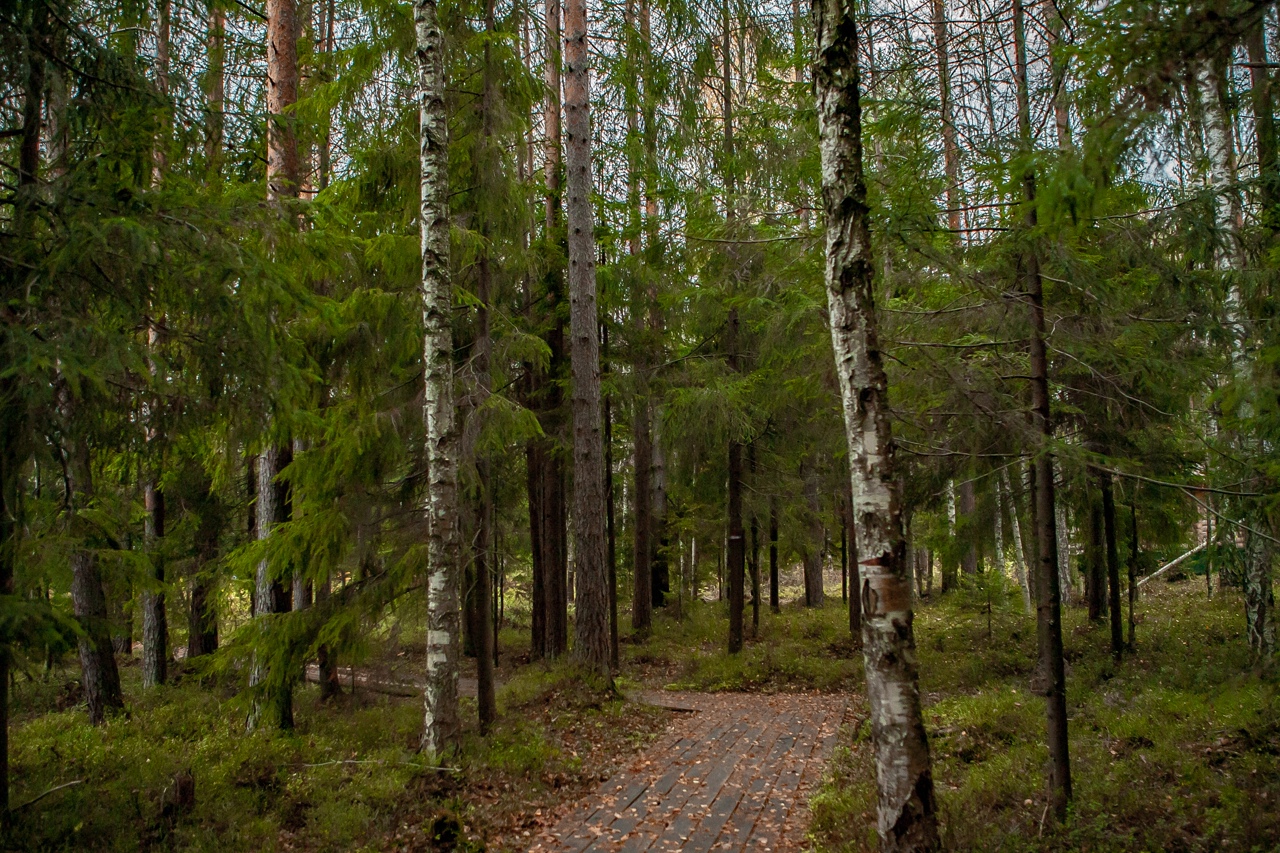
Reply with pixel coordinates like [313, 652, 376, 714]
[1, 0, 1279, 848]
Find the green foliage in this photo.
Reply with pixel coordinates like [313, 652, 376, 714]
[809, 583, 1280, 852]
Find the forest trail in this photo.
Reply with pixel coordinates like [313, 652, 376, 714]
[527, 691, 849, 852]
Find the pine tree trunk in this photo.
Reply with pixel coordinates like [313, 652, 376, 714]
[1086, 486, 1105, 622]
[959, 478, 977, 576]
[562, 0, 610, 676]
[205, 0, 225, 176]
[187, 484, 221, 658]
[930, 0, 960, 232]
[632, 396, 654, 633]
[769, 496, 780, 612]
[812, 0, 939, 845]
[1101, 470, 1123, 660]
[1014, 0, 1071, 819]
[141, 483, 167, 687]
[803, 465, 825, 607]
[1247, 17, 1279, 231]
[67, 435, 124, 725]
[415, 0, 461, 753]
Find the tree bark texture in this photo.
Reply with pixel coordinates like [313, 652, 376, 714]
[812, 0, 939, 846]
[1247, 17, 1279, 231]
[266, 0, 300, 200]
[803, 465, 825, 607]
[68, 438, 124, 725]
[930, 0, 960, 233]
[959, 477, 977, 576]
[1086, 487, 1105, 622]
[769, 496, 780, 612]
[562, 0, 611, 676]
[141, 483, 167, 688]
[416, 0, 461, 753]
[632, 397, 654, 633]
[1015, 0, 1071, 819]
[1101, 470, 1123, 660]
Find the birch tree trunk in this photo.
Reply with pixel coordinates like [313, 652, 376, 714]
[812, 0, 939, 845]
[562, 0, 610, 676]
[416, 0, 461, 753]
[930, 0, 960, 233]
[1014, 0, 1072, 818]
[1001, 469, 1032, 613]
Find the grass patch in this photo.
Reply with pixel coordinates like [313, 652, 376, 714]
[625, 595, 863, 692]
[7, 658, 670, 851]
[809, 579, 1280, 852]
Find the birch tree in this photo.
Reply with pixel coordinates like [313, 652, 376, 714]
[416, 0, 461, 754]
[812, 0, 939, 846]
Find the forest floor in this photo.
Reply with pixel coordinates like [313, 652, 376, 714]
[6, 569, 1279, 852]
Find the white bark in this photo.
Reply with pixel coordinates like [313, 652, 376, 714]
[1000, 469, 1031, 613]
[813, 0, 939, 845]
[416, 0, 460, 755]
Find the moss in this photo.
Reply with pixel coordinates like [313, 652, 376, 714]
[809, 582, 1280, 852]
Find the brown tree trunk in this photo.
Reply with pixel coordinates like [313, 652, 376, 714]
[1128, 500, 1139, 650]
[812, 0, 939, 844]
[803, 465, 825, 607]
[1247, 16, 1279, 232]
[67, 434, 124, 725]
[141, 483, 167, 687]
[564, 0, 610, 675]
[1101, 470, 1123, 661]
[1014, 0, 1072, 819]
[1086, 486, 1105, 622]
[632, 397, 654, 634]
[930, 0, 960, 232]
[769, 496, 780, 612]
[959, 477, 977, 576]
[187, 479, 221, 659]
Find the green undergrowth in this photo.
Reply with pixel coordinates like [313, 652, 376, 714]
[628, 595, 863, 692]
[808, 576, 1280, 852]
[5, 659, 665, 851]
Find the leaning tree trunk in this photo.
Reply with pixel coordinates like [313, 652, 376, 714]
[416, 0, 461, 754]
[1014, 0, 1072, 819]
[563, 0, 611, 676]
[812, 0, 940, 846]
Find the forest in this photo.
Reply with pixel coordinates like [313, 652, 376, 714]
[1, 0, 1279, 848]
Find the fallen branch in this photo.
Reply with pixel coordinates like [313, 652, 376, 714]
[12, 779, 84, 811]
[1137, 543, 1206, 588]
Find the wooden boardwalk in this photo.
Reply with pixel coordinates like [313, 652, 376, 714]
[528, 691, 849, 852]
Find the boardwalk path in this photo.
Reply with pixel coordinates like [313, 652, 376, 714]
[529, 691, 849, 852]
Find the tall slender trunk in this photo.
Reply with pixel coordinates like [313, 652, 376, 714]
[930, 0, 960, 232]
[603, 326, 619, 668]
[204, 1, 225, 177]
[1086, 486, 1105, 621]
[750, 446, 760, 636]
[802, 464, 825, 606]
[1101, 471, 1123, 660]
[769, 496, 780, 612]
[721, 0, 746, 652]
[67, 431, 125, 725]
[187, 482, 221, 658]
[564, 0, 610, 675]
[141, 0, 171, 690]
[1247, 17, 1279, 232]
[959, 477, 977, 576]
[474, 0, 499, 726]
[1129, 500, 1139, 649]
[416, 0, 461, 753]
[1041, 0, 1070, 150]
[141, 482, 167, 686]
[632, 396, 653, 633]
[813, 0, 939, 845]
[1014, 0, 1071, 819]
[1001, 469, 1031, 612]
[0, 372, 17, 813]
